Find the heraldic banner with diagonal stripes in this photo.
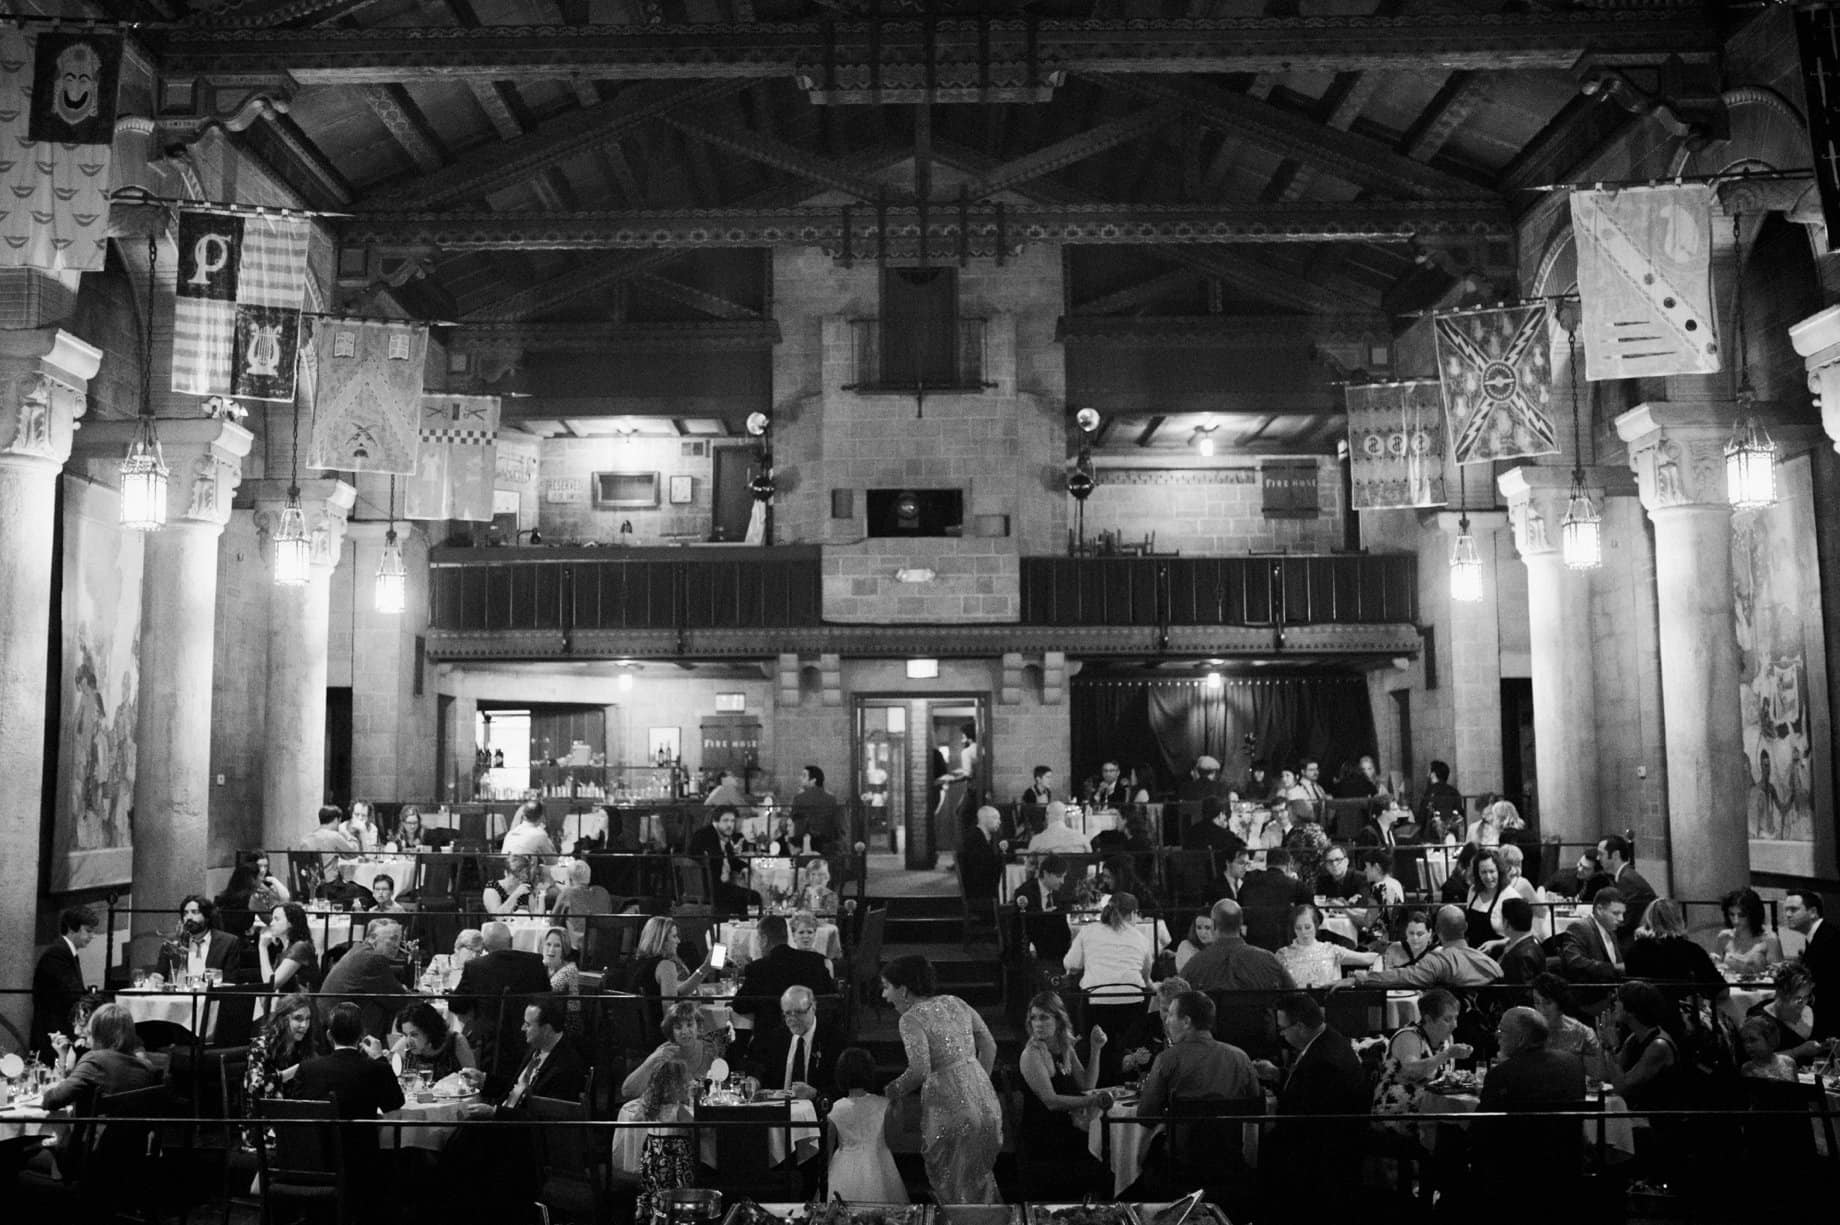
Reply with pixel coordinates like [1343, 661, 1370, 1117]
[1434, 303, 1559, 465]
[1571, 184, 1722, 381]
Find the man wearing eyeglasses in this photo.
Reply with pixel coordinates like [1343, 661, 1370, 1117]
[749, 986, 832, 1101]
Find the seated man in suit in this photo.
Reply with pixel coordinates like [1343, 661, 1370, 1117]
[1472, 1006, 1587, 1215]
[1255, 992, 1369, 1223]
[1556, 887, 1626, 984]
[32, 906, 97, 1060]
[158, 894, 245, 984]
[448, 919, 552, 1088]
[1013, 855, 1074, 966]
[748, 986, 834, 1100]
[1491, 896, 1548, 988]
[319, 916, 409, 1039]
[733, 915, 835, 1048]
[463, 998, 588, 1115]
[688, 806, 763, 917]
[1597, 835, 1654, 950]
[290, 1001, 405, 1194]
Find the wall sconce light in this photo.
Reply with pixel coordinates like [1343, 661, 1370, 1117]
[906, 658, 940, 679]
[894, 567, 937, 584]
[1205, 670, 1224, 690]
[1190, 424, 1218, 456]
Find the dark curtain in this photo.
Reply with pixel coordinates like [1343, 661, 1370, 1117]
[1071, 675, 1379, 793]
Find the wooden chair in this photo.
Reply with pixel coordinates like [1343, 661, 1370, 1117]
[529, 1093, 611, 1223]
[253, 1097, 348, 1225]
[672, 856, 714, 907]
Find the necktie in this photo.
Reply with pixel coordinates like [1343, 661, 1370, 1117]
[791, 1036, 807, 1085]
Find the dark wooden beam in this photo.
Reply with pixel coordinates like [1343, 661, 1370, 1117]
[660, 110, 895, 201]
[164, 15, 1717, 82]
[964, 101, 1182, 197]
[357, 84, 447, 173]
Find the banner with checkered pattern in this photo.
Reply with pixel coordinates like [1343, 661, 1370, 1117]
[406, 394, 500, 522]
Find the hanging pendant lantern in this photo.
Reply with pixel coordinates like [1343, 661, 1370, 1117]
[274, 485, 311, 586]
[120, 234, 168, 531]
[1449, 513, 1484, 603]
[374, 528, 406, 613]
[374, 475, 406, 613]
[119, 415, 170, 531]
[1724, 415, 1776, 510]
[1560, 482, 1602, 571]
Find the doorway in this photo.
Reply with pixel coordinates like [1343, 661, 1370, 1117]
[855, 693, 989, 871]
[1500, 678, 1536, 830]
[710, 446, 759, 543]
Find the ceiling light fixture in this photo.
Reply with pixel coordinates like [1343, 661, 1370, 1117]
[1724, 208, 1776, 511]
[375, 475, 406, 614]
[119, 234, 169, 531]
[273, 397, 311, 587]
[1450, 466, 1483, 603]
[1559, 325, 1601, 571]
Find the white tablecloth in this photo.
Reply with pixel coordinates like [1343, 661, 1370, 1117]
[1000, 863, 1030, 904]
[611, 1098, 820, 1172]
[382, 1094, 478, 1150]
[117, 988, 215, 1039]
[0, 1100, 63, 1143]
[506, 917, 556, 953]
[1384, 990, 1422, 1030]
[305, 910, 366, 956]
[1087, 1096, 1263, 1195]
[719, 920, 843, 962]
[1418, 1086, 1637, 1156]
[348, 856, 417, 896]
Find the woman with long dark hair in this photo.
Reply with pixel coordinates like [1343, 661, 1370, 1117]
[1715, 887, 1781, 976]
[256, 902, 319, 992]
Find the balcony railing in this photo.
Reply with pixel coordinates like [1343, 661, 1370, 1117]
[845, 316, 987, 391]
[429, 544, 822, 632]
[1020, 553, 1417, 627]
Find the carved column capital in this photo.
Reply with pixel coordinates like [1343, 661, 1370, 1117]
[1496, 464, 1633, 561]
[0, 327, 100, 470]
[1790, 305, 1840, 455]
[251, 478, 358, 574]
[71, 417, 254, 530]
[1615, 400, 1819, 515]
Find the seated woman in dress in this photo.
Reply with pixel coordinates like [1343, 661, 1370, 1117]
[483, 856, 538, 915]
[1527, 972, 1604, 1080]
[1737, 1016, 1798, 1082]
[390, 805, 434, 851]
[1596, 981, 1690, 1111]
[795, 857, 839, 915]
[246, 993, 325, 1104]
[541, 926, 579, 995]
[628, 915, 717, 1028]
[788, 910, 834, 976]
[1277, 903, 1376, 989]
[1495, 844, 1549, 940]
[390, 1000, 477, 1081]
[1462, 850, 1512, 946]
[621, 1000, 718, 1100]
[1173, 911, 1214, 973]
[1715, 887, 1781, 976]
[1017, 991, 1112, 1197]
[1626, 898, 1728, 1006]
[632, 1058, 696, 1223]
[256, 903, 320, 993]
[1747, 960, 1820, 1063]
[1372, 988, 1472, 1117]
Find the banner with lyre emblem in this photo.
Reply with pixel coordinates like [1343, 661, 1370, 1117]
[406, 394, 500, 522]
[1571, 184, 1722, 380]
[305, 319, 428, 473]
[0, 26, 121, 271]
[1434, 303, 1559, 465]
[171, 209, 311, 401]
[1345, 380, 1448, 510]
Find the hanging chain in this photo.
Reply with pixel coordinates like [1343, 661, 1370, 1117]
[1731, 208, 1752, 400]
[140, 233, 158, 422]
[289, 388, 302, 493]
[1568, 323, 1584, 480]
[387, 474, 397, 530]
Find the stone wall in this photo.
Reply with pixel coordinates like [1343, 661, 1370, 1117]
[1082, 460, 1344, 556]
[533, 435, 722, 544]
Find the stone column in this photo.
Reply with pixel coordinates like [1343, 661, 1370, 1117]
[253, 479, 356, 849]
[0, 327, 97, 1039]
[1615, 403, 1751, 900]
[1433, 509, 1508, 797]
[72, 420, 254, 920]
[1496, 465, 1627, 848]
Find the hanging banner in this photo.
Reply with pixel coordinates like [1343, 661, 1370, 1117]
[1797, 4, 1840, 254]
[305, 318, 428, 473]
[0, 27, 121, 271]
[1571, 184, 1722, 380]
[1345, 380, 1448, 510]
[171, 209, 311, 400]
[1434, 303, 1559, 464]
[406, 394, 500, 522]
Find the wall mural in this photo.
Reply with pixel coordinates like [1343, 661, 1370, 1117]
[1734, 453, 1832, 878]
[52, 478, 143, 891]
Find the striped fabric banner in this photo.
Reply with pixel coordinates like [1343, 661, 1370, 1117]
[170, 209, 310, 401]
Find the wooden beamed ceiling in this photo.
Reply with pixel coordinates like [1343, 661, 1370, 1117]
[151, 1, 1714, 372]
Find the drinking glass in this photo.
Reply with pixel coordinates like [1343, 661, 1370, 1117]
[131, 970, 148, 988]
[418, 1069, 434, 1095]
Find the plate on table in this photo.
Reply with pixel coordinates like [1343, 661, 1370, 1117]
[750, 1088, 795, 1102]
[1027, 1205, 1141, 1225]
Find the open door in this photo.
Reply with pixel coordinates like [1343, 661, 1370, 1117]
[710, 445, 757, 543]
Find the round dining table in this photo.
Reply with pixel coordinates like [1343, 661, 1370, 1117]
[382, 1094, 480, 1150]
[116, 987, 216, 1040]
[1416, 1080, 1637, 1157]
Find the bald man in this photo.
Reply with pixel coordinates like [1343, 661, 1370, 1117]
[748, 986, 833, 1099]
[958, 804, 1008, 902]
[1353, 905, 1503, 990]
[1475, 1006, 1587, 1203]
[449, 919, 551, 1088]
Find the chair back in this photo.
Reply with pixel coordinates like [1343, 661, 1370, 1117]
[254, 1096, 344, 1189]
[1165, 1095, 1259, 1177]
[81, 1083, 178, 1208]
[672, 856, 713, 905]
[205, 983, 263, 1048]
[696, 1102, 799, 1198]
[605, 991, 658, 1055]
[583, 911, 647, 972]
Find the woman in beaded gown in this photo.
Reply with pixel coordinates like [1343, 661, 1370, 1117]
[881, 953, 1003, 1204]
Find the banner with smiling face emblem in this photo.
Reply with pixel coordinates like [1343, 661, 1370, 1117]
[0, 27, 121, 271]
[1434, 303, 1560, 465]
